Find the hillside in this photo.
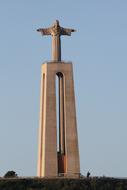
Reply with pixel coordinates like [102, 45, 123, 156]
[0, 177, 127, 190]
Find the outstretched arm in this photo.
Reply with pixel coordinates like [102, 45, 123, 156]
[37, 28, 51, 35]
[61, 27, 76, 36]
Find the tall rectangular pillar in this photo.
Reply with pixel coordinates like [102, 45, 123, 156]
[37, 61, 80, 178]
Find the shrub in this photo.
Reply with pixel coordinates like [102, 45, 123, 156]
[4, 171, 18, 178]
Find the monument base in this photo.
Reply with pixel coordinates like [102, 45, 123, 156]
[37, 61, 80, 178]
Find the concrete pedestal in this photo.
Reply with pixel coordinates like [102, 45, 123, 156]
[37, 61, 80, 178]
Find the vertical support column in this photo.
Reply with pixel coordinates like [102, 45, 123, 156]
[37, 69, 45, 176]
[64, 64, 80, 177]
[37, 63, 58, 177]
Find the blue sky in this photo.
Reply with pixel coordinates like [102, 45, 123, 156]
[0, 1, 127, 177]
